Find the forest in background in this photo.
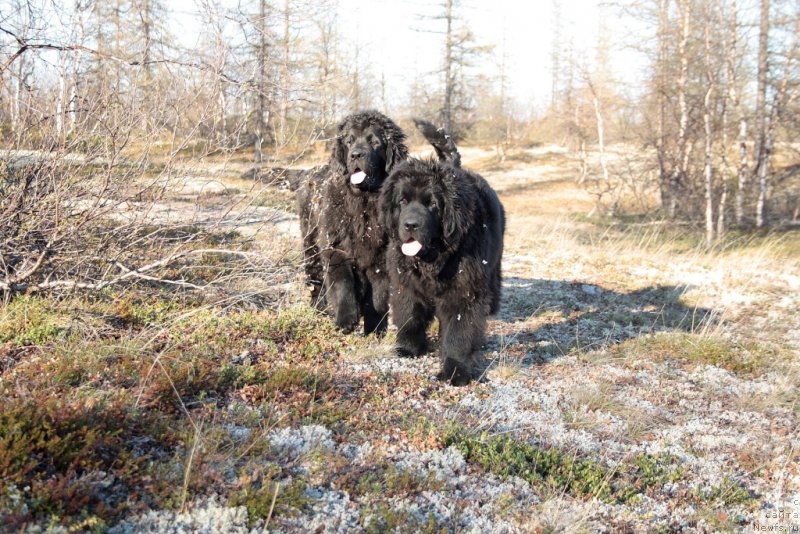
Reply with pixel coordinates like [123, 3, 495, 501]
[1, 0, 799, 269]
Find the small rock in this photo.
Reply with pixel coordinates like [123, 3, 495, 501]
[581, 284, 601, 295]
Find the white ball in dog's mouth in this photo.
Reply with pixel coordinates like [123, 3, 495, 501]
[401, 240, 423, 256]
[350, 171, 367, 184]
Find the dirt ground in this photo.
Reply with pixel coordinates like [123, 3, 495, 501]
[143, 145, 798, 531]
[4, 144, 799, 532]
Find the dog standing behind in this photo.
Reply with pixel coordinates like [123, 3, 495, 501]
[297, 110, 408, 335]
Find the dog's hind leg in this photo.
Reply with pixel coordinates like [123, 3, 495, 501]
[435, 306, 486, 386]
[489, 267, 502, 315]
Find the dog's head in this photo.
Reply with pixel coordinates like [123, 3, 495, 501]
[331, 110, 408, 193]
[382, 158, 472, 261]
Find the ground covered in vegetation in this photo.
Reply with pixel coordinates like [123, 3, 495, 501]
[1, 146, 798, 532]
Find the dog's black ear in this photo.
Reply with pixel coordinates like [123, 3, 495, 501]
[331, 133, 347, 175]
[385, 137, 397, 173]
[380, 170, 398, 232]
[382, 117, 408, 173]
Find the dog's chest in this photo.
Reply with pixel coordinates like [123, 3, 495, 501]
[348, 199, 386, 265]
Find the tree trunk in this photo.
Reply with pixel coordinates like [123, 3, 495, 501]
[668, 0, 691, 219]
[255, 0, 268, 165]
[656, 0, 668, 211]
[443, 0, 454, 133]
[218, 89, 227, 141]
[141, 0, 152, 132]
[352, 46, 360, 110]
[56, 52, 66, 143]
[550, 0, 561, 111]
[755, 125, 771, 228]
[717, 0, 730, 239]
[12, 53, 24, 134]
[113, 0, 122, 127]
[69, 0, 85, 135]
[753, 0, 769, 227]
[279, 0, 290, 149]
[725, 0, 748, 226]
[756, 3, 799, 227]
[703, 2, 715, 246]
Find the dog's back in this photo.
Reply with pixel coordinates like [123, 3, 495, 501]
[461, 168, 505, 315]
[296, 165, 330, 309]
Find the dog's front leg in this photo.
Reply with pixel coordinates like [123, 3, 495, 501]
[362, 272, 389, 336]
[391, 288, 433, 357]
[325, 250, 359, 332]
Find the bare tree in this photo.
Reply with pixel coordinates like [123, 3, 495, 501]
[724, 0, 748, 230]
[703, 0, 717, 245]
[254, 0, 270, 164]
[550, 0, 562, 111]
[667, 0, 692, 219]
[414, 0, 490, 137]
[442, 0, 454, 132]
[754, 0, 771, 227]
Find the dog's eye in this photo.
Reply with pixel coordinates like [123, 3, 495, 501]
[346, 135, 354, 145]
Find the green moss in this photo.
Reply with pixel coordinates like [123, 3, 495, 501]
[110, 295, 176, 328]
[354, 465, 444, 498]
[444, 428, 686, 504]
[259, 305, 339, 346]
[0, 296, 67, 345]
[264, 365, 328, 392]
[630, 452, 684, 489]
[695, 476, 752, 506]
[230, 476, 310, 526]
[444, 428, 614, 501]
[364, 505, 444, 534]
[0, 393, 181, 527]
[611, 332, 781, 377]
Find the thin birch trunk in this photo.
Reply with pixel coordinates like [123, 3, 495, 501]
[657, 0, 668, 210]
[756, 5, 799, 227]
[56, 52, 66, 143]
[669, 0, 691, 219]
[279, 0, 290, 149]
[443, 0, 454, 133]
[717, 0, 729, 238]
[703, 3, 715, 246]
[592, 94, 609, 184]
[753, 0, 769, 227]
[255, 0, 268, 164]
[13, 54, 24, 134]
[725, 0, 749, 226]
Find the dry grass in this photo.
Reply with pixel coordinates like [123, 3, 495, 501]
[2, 143, 798, 532]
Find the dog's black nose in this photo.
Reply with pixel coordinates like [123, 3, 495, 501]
[350, 149, 363, 159]
[403, 218, 420, 231]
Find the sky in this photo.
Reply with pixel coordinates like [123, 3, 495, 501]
[171, 0, 646, 113]
[334, 0, 606, 107]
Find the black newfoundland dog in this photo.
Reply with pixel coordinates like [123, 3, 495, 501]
[297, 110, 408, 334]
[381, 158, 505, 386]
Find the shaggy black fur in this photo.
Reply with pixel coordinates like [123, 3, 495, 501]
[296, 110, 408, 334]
[412, 118, 461, 167]
[381, 158, 505, 386]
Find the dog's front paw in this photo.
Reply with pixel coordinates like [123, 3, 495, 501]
[437, 359, 474, 386]
[335, 313, 358, 333]
[395, 345, 422, 358]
